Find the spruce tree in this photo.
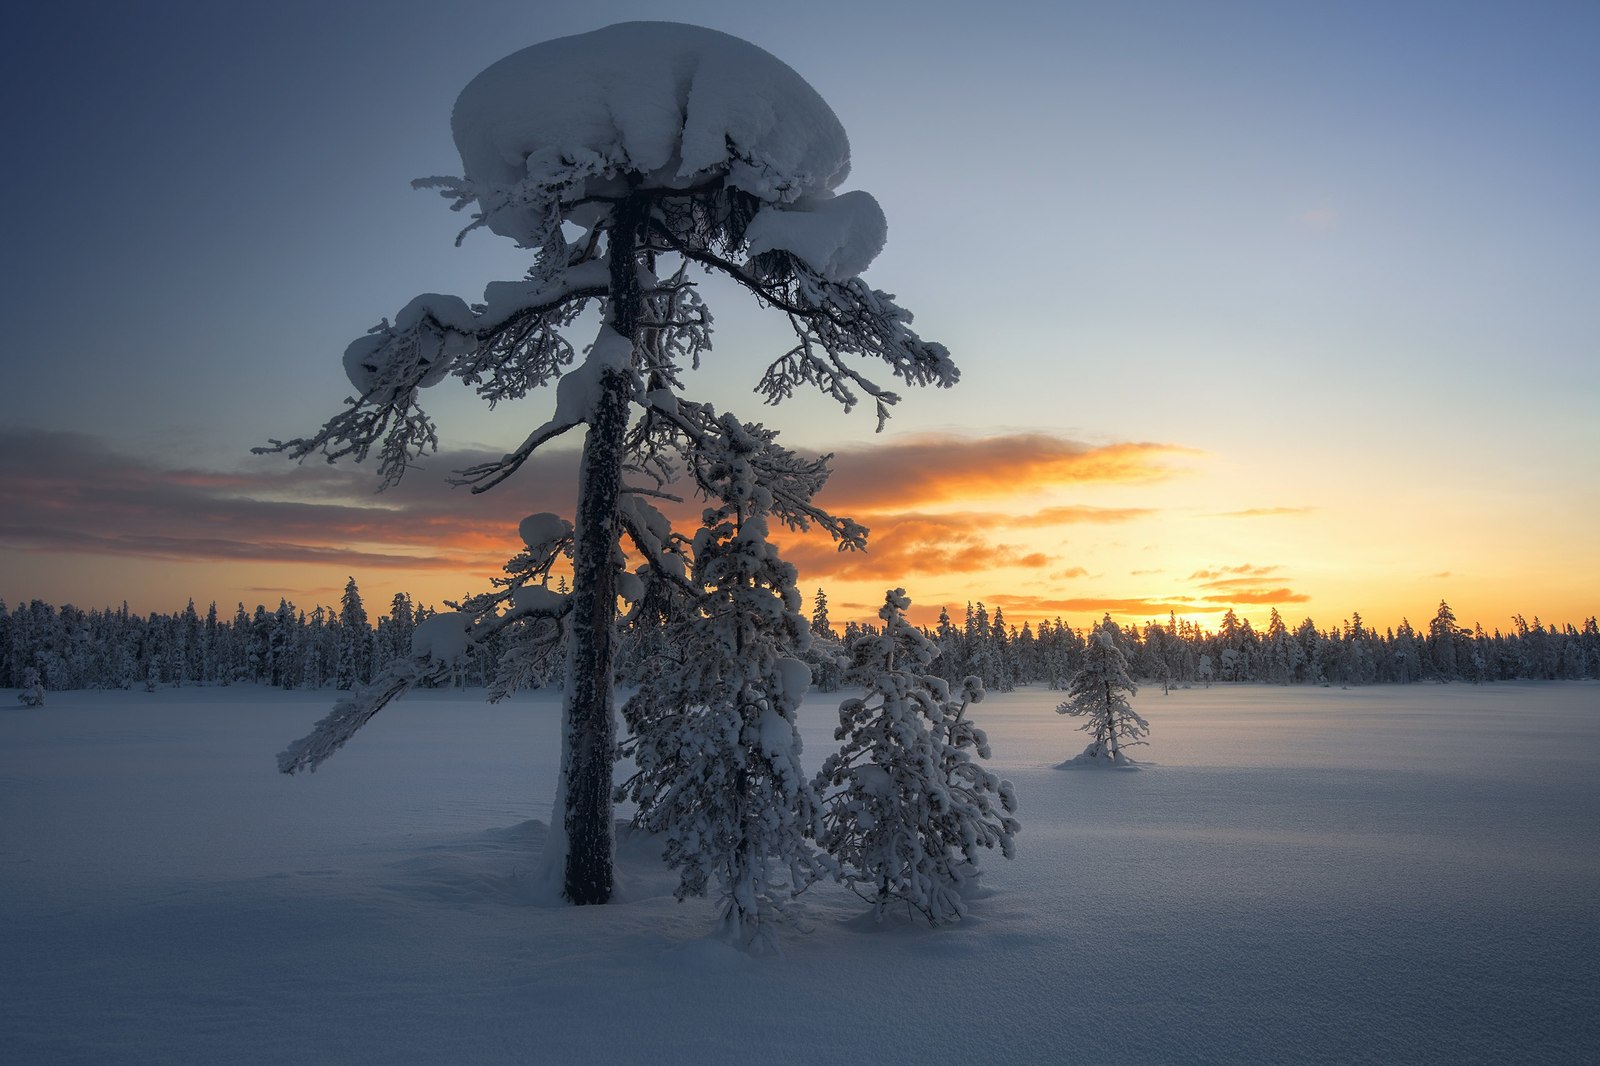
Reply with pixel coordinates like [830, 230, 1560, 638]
[336, 579, 371, 690]
[805, 587, 845, 692]
[816, 589, 1018, 924]
[1057, 617, 1147, 765]
[616, 417, 827, 950]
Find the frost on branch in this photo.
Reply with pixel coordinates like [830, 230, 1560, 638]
[816, 590, 1019, 925]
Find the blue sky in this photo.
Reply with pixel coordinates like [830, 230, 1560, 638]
[2, 0, 1596, 628]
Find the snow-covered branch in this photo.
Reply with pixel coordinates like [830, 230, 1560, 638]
[277, 659, 441, 774]
[257, 271, 606, 488]
[450, 416, 581, 493]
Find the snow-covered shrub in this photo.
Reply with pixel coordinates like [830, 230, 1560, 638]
[1057, 617, 1148, 766]
[816, 590, 1018, 924]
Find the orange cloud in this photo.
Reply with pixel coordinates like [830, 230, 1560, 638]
[1200, 589, 1310, 605]
[1190, 564, 1280, 581]
[1182, 564, 1309, 607]
[1196, 576, 1293, 593]
[778, 511, 1052, 581]
[3, 430, 1204, 623]
[816, 435, 1195, 511]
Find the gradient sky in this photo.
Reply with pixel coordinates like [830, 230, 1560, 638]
[3, 0, 1596, 633]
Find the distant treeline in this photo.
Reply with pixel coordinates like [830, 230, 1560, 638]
[835, 598, 1600, 691]
[3, 582, 1596, 693]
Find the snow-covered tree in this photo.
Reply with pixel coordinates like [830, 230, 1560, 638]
[384, 593, 416, 666]
[261, 22, 956, 905]
[804, 587, 845, 692]
[17, 666, 45, 707]
[816, 589, 1018, 924]
[335, 579, 372, 690]
[616, 418, 828, 950]
[1057, 617, 1147, 765]
[1428, 599, 1462, 681]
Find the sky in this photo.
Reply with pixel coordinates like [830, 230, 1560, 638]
[2, 0, 1596, 634]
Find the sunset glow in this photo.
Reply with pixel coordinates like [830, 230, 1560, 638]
[2, 1, 1595, 639]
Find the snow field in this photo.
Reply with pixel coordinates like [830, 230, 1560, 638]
[3, 682, 1597, 1064]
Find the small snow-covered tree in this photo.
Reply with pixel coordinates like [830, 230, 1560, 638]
[804, 587, 845, 692]
[816, 589, 1018, 924]
[616, 417, 827, 951]
[262, 22, 956, 905]
[17, 666, 45, 707]
[1057, 617, 1147, 765]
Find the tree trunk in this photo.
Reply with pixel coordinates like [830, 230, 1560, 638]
[1104, 679, 1118, 759]
[560, 372, 628, 904]
[558, 195, 647, 905]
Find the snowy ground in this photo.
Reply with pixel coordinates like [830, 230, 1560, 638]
[4, 681, 1597, 1064]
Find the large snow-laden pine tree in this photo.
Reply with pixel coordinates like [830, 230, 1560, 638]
[816, 590, 1018, 924]
[262, 22, 957, 904]
[615, 415, 828, 951]
[1057, 616, 1148, 766]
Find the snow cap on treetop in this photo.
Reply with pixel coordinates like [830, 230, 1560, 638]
[449, 21, 856, 246]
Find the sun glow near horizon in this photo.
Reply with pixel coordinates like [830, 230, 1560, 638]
[1, 426, 1592, 639]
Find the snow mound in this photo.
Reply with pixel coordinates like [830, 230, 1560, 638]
[450, 22, 853, 245]
[382, 820, 551, 907]
[745, 190, 887, 280]
[342, 294, 476, 398]
[411, 612, 473, 662]
[1056, 750, 1143, 771]
[518, 512, 572, 551]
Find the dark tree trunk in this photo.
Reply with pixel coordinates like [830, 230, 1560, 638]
[558, 195, 647, 905]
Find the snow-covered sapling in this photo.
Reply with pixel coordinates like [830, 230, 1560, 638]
[1057, 618, 1148, 765]
[816, 590, 1018, 924]
[17, 667, 45, 707]
[260, 22, 957, 905]
[616, 417, 828, 951]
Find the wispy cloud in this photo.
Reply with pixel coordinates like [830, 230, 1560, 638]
[1009, 505, 1156, 527]
[1190, 564, 1280, 581]
[1182, 563, 1309, 609]
[0, 429, 575, 574]
[1207, 507, 1314, 519]
[986, 595, 1210, 617]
